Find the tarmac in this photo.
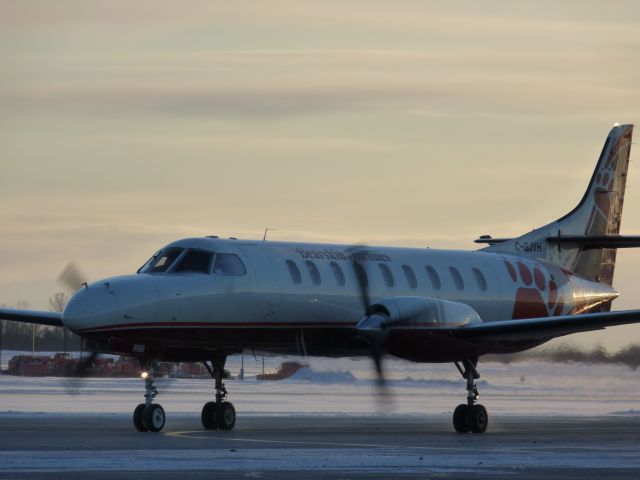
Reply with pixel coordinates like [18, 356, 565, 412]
[0, 413, 639, 479]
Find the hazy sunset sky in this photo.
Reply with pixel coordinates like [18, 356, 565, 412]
[1, 1, 639, 348]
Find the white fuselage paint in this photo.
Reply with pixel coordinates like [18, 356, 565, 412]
[62, 237, 617, 362]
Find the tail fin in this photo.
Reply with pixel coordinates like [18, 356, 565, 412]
[484, 124, 634, 286]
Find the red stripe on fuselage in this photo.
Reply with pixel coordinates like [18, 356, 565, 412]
[77, 321, 359, 333]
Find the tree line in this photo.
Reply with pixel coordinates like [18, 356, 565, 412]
[0, 293, 82, 352]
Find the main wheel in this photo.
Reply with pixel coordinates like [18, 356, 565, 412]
[133, 403, 148, 432]
[453, 404, 469, 433]
[216, 401, 236, 430]
[467, 404, 488, 433]
[201, 401, 218, 430]
[143, 404, 166, 432]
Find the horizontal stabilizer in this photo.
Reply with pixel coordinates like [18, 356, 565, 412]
[474, 236, 512, 245]
[0, 308, 64, 327]
[475, 235, 640, 249]
[545, 235, 640, 250]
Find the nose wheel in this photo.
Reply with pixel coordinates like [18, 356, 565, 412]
[453, 358, 488, 433]
[201, 357, 236, 431]
[133, 360, 166, 432]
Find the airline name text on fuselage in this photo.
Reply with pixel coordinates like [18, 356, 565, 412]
[294, 248, 391, 262]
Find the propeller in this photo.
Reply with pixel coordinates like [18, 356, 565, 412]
[347, 246, 392, 398]
[57, 262, 101, 393]
[71, 350, 99, 377]
[58, 262, 89, 293]
[61, 350, 100, 395]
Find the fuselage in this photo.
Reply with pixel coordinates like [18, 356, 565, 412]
[62, 237, 617, 363]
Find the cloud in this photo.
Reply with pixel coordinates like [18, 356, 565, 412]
[2, 2, 639, 120]
[3, 41, 639, 119]
[3, 1, 639, 36]
[3, 77, 638, 120]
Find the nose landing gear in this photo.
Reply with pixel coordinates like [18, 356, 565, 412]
[453, 358, 488, 434]
[133, 361, 166, 432]
[201, 357, 236, 431]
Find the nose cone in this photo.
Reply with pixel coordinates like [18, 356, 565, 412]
[63, 275, 161, 332]
[63, 283, 120, 332]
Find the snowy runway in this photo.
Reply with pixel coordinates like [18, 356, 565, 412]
[0, 357, 639, 478]
[0, 415, 639, 479]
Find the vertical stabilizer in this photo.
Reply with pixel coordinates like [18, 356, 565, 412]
[484, 124, 634, 286]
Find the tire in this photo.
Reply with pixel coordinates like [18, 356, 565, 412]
[133, 403, 148, 432]
[143, 404, 166, 432]
[453, 404, 469, 433]
[216, 401, 236, 431]
[201, 401, 218, 430]
[468, 404, 488, 433]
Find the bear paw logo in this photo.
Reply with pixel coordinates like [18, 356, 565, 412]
[503, 258, 566, 319]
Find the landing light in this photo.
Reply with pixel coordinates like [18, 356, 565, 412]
[141, 371, 149, 379]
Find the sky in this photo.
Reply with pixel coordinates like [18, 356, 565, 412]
[1, 1, 640, 349]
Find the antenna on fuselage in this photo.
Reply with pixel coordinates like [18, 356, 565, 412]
[263, 227, 276, 241]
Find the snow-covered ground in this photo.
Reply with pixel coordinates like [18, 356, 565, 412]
[1, 352, 638, 416]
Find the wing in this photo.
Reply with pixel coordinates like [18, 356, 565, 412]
[0, 307, 64, 327]
[452, 309, 640, 344]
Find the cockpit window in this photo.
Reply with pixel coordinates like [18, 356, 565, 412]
[213, 254, 247, 276]
[139, 248, 184, 274]
[173, 249, 213, 274]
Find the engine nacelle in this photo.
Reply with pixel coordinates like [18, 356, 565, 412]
[369, 296, 482, 328]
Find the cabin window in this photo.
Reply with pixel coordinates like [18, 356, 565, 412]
[472, 267, 487, 292]
[330, 261, 346, 286]
[286, 260, 302, 284]
[213, 253, 247, 276]
[425, 266, 441, 290]
[173, 249, 213, 274]
[305, 260, 322, 285]
[402, 265, 417, 289]
[378, 263, 395, 288]
[353, 262, 369, 288]
[140, 247, 184, 273]
[449, 266, 464, 291]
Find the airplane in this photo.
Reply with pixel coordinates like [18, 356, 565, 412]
[1, 123, 639, 435]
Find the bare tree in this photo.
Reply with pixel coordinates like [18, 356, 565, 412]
[16, 299, 30, 310]
[49, 292, 69, 353]
[48, 292, 68, 313]
[13, 300, 37, 355]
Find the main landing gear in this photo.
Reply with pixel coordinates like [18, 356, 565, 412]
[133, 361, 166, 432]
[453, 358, 488, 434]
[201, 357, 236, 431]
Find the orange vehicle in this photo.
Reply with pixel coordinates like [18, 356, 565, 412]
[8, 355, 50, 376]
[257, 362, 307, 381]
[48, 353, 80, 376]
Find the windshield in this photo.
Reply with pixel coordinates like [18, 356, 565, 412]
[173, 249, 213, 274]
[139, 248, 184, 274]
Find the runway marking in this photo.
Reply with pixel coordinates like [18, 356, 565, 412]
[167, 430, 499, 452]
[165, 431, 527, 452]
[165, 430, 636, 455]
[167, 430, 400, 449]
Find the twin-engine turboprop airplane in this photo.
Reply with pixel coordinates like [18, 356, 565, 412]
[2, 124, 640, 434]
